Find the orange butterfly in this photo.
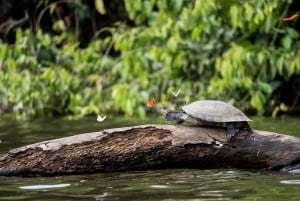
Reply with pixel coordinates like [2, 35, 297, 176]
[283, 14, 298, 21]
[146, 97, 156, 108]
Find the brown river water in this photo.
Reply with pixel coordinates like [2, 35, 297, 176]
[0, 116, 299, 200]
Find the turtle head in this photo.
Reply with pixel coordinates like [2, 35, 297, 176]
[161, 109, 185, 122]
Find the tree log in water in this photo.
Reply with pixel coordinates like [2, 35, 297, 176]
[0, 124, 299, 176]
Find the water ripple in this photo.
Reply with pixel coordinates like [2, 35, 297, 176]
[280, 180, 300, 185]
[19, 183, 71, 190]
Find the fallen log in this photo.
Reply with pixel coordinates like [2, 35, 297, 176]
[0, 124, 299, 176]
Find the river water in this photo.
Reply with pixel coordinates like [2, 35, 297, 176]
[0, 116, 299, 200]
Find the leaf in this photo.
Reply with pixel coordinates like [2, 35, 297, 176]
[49, 3, 56, 15]
[95, 0, 106, 15]
[53, 20, 66, 32]
[264, 16, 272, 32]
[100, 56, 114, 70]
[42, 34, 51, 47]
[276, 56, 284, 74]
[173, 0, 183, 13]
[15, 29, 23, 44]
[137, 106, 146, 118]
[250, 92, 265, 114]
[133, 0, 142, 11]
[287, 28, 300, 39]
[191, 27, 201, 39]
[257, 52, 264, 65]
[230, 5, 239, 28]
[272, 103, 288, 117]
[0, 44, 8, 59]
[143, 0, 152, 16]
[244, 3, 254, 21]
[258, 82, 272, 94]
[281, 35, 292, 50]
[135, 13, 147, 24]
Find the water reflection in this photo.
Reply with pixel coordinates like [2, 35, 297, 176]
[251, 116, 300, 137]
[0, 116, 162, 154]
[0, 169, 300, 200]
[280, 180, 300, 185]
[19, 183, 71, 190]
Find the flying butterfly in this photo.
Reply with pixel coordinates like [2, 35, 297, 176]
[147, 97, 156, 108]
[283, 14, 298, 21]
[170, 89, 181, 97]
[97, 115, 107, 122]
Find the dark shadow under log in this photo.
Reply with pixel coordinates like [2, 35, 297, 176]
[0, 124, 299, 176]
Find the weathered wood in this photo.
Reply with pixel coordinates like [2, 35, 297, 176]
[0, 124, 299, 176]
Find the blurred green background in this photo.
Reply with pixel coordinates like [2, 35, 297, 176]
[0, 0, 299, 120]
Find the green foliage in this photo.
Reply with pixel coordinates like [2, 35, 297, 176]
[0, 29, 114, 119]
[118, 0, 300, 114]
[1, 0, 300, 119]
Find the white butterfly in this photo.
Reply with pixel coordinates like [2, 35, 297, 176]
[170, 89, 181, 97]
[97, 115, 107, 122]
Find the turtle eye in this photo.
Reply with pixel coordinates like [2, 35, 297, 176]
[283, 14, 298, 21]
[147, 97, 156, 108]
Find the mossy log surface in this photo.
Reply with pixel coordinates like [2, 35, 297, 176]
[0, 124, 299, 176]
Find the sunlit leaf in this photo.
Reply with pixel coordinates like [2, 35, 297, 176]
[53, 20, 66, 32]
[49, 3, 56, 14]
[250, 92, 265, 114]
[230, 5, 239, 28]
[95, 0, 106, 15]
[244, 3, 254, 21]
[143, 1, 152, 16]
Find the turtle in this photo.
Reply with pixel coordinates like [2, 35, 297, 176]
[161, 100, 252, 139]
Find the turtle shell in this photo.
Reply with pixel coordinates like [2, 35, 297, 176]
[182, 100, 251, 123]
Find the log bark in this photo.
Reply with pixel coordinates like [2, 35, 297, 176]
[0, 124, 299, 176]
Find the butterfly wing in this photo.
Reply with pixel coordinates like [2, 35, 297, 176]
[147, 97, 156, 107]
[97, 115, 106, 122]
[283, 14, 298, 21]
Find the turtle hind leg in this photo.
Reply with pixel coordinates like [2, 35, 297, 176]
[226, 123, 239, 139]
[242, 121, 252, 132]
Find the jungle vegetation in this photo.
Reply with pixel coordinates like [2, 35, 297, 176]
[0, 0, 299, 119]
